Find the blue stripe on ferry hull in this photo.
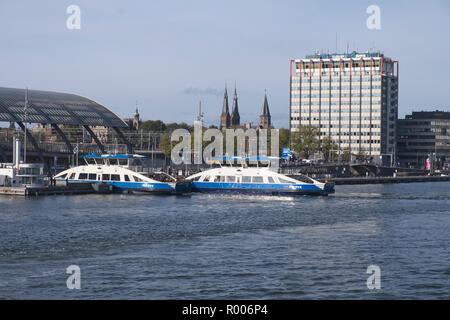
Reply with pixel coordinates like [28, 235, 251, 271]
[191, 182, 333, 196]
[65, 179, 180, 194]
[110, 181, 176, 194]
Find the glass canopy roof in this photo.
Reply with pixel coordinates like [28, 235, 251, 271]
[0, 87, 127, 128]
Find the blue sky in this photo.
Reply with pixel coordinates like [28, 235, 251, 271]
[0, 0, 449, 127]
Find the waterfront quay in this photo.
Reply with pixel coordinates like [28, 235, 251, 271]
[0, 181, 111, 196]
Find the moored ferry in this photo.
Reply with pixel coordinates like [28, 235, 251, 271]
[54, 154, 190, 195]
[186, 157, 334, 196]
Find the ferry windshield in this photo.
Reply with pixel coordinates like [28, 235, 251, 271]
[294, 175, 315, 184]
[245, 161, 271, 168]
[84, 158, 96, 165]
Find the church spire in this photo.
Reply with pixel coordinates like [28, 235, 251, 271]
[134, 100, 139, 117]
[259, 90, 271, 129]
[222, 86, 229, 114]
[231, 84, 240, 126]
[261, 91, 270, 116]
[132, 100, 141, 131]
[220, 84, 231, 129]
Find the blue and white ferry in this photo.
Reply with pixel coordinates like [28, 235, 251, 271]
[186, 157, 334, 196]
[54, 153, 190, 195]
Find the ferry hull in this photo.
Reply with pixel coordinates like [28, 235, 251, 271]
[190, 182, 334, 196]
[62, 180, 191, 195]
[111, 181, 191, 195]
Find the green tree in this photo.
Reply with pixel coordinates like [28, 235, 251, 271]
[159, 132, 172, 158]
[165, 122, 192, 132]
[140, 120, 166, 132]
[291, 126, 320, 159]
[341, 147, 351, 163]
[278, 128, 290, 149]
[321, 136, 338, 162]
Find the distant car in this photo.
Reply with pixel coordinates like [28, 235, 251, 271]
[302, 159, 313, 164]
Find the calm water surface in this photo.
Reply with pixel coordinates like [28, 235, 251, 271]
[0, 182, 449, 299]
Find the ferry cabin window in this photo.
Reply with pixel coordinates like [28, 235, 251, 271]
[102, 174, 110, 181]
[118, 159, 128, 166]
[68, 173, 76, 180]
[88, 174, 97, 180]
[214, 176, 220, 182]
[220, 176, 226, 182]
[191, 176, 201, 182]
[242, 176, 251, 183]
[295, 175, 315, 184]
[134, 176, 144, 182]
[110, 174, 120, 181]
[252, 176, 264, 183]
[85, 158, 96, 165]
[78, 173, 88, 180]
[278, 178, 294, 184]
[267, 176, 275, 183]
[124, 175, 131, 182]
[226, 176, 235, 182]
[201, 176, 210, 182]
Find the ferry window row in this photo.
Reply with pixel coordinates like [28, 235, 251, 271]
[200, 175, 293, 184]
[64, 172, 144, 182]
[83, 158, 129, 166]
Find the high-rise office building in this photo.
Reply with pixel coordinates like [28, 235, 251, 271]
[289, 51, 399, 160]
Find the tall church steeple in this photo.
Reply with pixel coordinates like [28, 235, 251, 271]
[259, 90, 272, 129]
[220, 85, 231, 129]
[230, 85, 240, 126]
[133, 100, 141, 130]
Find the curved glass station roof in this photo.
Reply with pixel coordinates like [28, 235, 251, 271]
[0, 87, 127, 128]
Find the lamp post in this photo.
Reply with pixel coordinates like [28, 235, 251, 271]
[23, 87, 28, 164]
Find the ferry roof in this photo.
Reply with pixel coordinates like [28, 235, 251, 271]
[81, 153, 146, 159]
[0, 87, 127, 128]
[212, 156, 279, 162]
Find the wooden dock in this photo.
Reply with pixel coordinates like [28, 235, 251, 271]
[0, 182, 112, 197]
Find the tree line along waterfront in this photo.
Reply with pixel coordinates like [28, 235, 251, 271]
[0, 118, 377, 165]
[125, 120, 347, 163]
